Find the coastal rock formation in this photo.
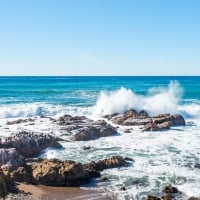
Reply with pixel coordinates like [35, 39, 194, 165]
[31, 156, 130, 186]
[84, 156, 130, 172]
[0, 131, 62, 158]
[73, 123, 116, 141]
[32, 158, 90, 186]
[142, 121, 172, 131]
[103, 109, 185, 131]
[57, 115, 91, 126]
[57, 115, 117, 141]
[0, 148, 25, 169]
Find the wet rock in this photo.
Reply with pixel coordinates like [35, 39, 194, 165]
[84, 156, 130, 172]
[73, 124, 116, 141]
[6, 118, 34, 125]
[82, 146, 91, 150]
[57, 115, 90, 126]
[32, 158, 91, 186]
[10, 165, 33, 183]
[120, 186, 126, 191]
[0, 131, 62, 158]
[138, 110, 149, 118]
[162, 185, 182, 200]
[147, 196, 161, 200]
[143, 121, 172, 132]
[0, 148, 25, 169]
[147, 185, 182, 200]
[124, 109, 138, 118]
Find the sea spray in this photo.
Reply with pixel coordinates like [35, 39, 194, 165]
[93, 81, 183, 116]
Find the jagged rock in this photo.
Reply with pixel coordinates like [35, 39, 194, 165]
[73, 124, 116, 141]
[124, 109, 138, 118]
[10, 165, 34, 183]
[143, 121, 172, 131]
[105, 109, 185, 131]
[32, 158, 92, 186]
[84, 156, 130, 172]
[0, 131, 62, 158]
[57, 115, 90, 126]
[0, 148, 25, 169]
[138, 110, 149, 118]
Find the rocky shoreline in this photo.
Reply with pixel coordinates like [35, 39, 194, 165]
[0, 110, 199, 199]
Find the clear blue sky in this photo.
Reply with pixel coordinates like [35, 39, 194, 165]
[0, 0, 200, 75]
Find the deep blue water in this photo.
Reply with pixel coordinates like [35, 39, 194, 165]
[0, 76, 199, 105]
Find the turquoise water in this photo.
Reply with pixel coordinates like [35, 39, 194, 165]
[0, 76, 199, 118]
[1, 76, 200, 199]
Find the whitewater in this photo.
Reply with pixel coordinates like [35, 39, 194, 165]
[0, 76, 200, 199]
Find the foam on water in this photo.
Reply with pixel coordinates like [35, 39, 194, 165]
[94, 81, 183, 117]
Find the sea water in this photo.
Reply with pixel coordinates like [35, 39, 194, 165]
[0, 76, 200, 199]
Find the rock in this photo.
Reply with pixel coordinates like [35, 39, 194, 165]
[147, 185, 182, 200]
[84, 156, 130, 172]
[82, 146, 91, 150]
[124, 109, 138, 118]
[0, 169, 14, 198]
[147, 196, 161, 200]
[120, 186, 126, 191]
[162, 185, 181, 200]
[138, 110, 149, 118]
[188, 198, 200, 200]
[57, 115, 90, 126]
[6, 118, 34, 125]
[170, 114, 186, 126]
[10, 165, 34, 183]
[0, 148, 25, 169]
[32, 158, 92, 186]
[73, 124, 116, 141]
[143, 121, 172, 132]
[0, 131, 62, 158]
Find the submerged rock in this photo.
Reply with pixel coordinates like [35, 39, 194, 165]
[0, 131, 62, 158]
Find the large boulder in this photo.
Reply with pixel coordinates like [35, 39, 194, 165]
[32, 158, 90, 186]
[0, 131, 62, 158]
[73, 123, 116, 141]
[0, 148, 25, 169]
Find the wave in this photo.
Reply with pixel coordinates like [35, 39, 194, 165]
[93, 81, 200, 119]
[0, 81, 200, 120]
[0, 103, 92, 119]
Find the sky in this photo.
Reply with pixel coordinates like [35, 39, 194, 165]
[0, 0, 200, 76]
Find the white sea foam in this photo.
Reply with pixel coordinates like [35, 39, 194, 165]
[93, 81, 182, 116]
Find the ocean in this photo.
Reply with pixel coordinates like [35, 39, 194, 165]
[0, 76, 200, 199]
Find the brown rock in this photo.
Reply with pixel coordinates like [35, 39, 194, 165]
[84, 156, 130, 172]
[143, 121, 172, 132]
[32, 158, 90, 186]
